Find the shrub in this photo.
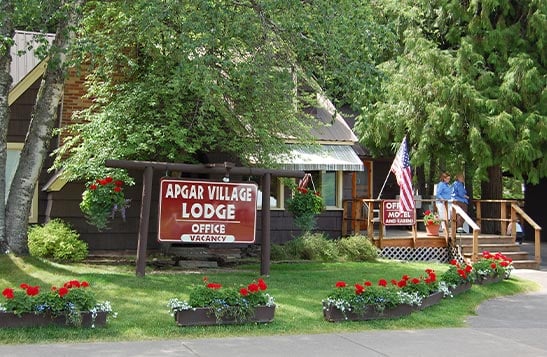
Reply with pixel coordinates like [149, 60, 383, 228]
[28, 219, 88, 262]
[285, 232, 338, 261]
[270, 243, 292, 261]
[336, 235, 378, 262]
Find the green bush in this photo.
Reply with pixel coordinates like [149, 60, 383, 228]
[285, 232, 338, 261]
[336, 235, 379, 262]
[270, 243, 292, 261]
[28, 219, 88, 262]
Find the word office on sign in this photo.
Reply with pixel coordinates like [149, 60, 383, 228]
[158, 178, 258, 243]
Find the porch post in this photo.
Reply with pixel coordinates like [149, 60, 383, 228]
[260, 172, 271, 276]
[136, 166, 153, 277]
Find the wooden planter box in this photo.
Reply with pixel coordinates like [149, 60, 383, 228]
[448, 281, 472, 296]
[323, 302, 414, 322]
[174, 305, 275, 326]
[474, 275, 503, 285]
[0, 311, 108, 328]
[414, 291, 444, 311]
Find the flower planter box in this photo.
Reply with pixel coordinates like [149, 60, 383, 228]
[448, 282, 472, 296]
[174, 305, 275, 326]
[474, 275, 503, 285]
[322, 302, 413, 322]
[414, 291, 444, 311]
[0, 311, 108, 328]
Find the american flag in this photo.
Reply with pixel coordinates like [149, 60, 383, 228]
[390, 136, 414, 212]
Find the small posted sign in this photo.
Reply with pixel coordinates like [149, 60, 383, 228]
[158, 178, 257, 243]
[382, 199, 416, 226]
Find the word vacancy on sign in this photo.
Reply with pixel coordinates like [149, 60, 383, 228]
[382, 200, 416, 226]
[158, 179, 257, 243]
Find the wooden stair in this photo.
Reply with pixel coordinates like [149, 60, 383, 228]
[456, 235, 540, 270]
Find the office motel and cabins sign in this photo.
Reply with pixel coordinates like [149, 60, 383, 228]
[158, 179, 258, 243]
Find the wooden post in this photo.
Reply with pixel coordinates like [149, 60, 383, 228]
[260, 173, 271, 276]
[136, 166, 153, 277]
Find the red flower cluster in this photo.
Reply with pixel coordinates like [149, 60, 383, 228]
[240, 278, 267, 296]
[2, 279, 90, 300]
[2, 283, 40, 299]
[449, 259, 474, 279]
[51, 280, 90, 298]
[481, 251, 512, 268]
[89, 176, 124, 192]
[206, 283, 222, 289]
[335, 269, 438, 296]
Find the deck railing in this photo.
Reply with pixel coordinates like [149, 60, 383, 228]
[342, 198, 542, 266]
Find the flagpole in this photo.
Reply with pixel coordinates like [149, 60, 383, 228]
[377, 170, 391, 200]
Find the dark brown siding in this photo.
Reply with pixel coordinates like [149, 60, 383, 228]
[8, 80, 40, 142]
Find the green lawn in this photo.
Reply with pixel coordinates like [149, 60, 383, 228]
[0, 254, 538, 344]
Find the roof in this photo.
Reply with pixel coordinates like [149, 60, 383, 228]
[307, 93, 359, 143]
[10, 31, 55, 88]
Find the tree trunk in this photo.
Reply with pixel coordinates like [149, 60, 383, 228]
[0, 1, 15, 252]
[524, 178, 546, 242]
[480, 165, 503, 234]
[5, 0, 83, 254]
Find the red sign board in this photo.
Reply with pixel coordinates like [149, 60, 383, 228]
[382, 200, 416, 226]
[158, 179, 257, 243]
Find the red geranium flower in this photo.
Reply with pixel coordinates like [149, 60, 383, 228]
[81, 281, 90, 287]
[354, 284, 365, 295]
[364, 281, 372, 287]
[239, 288, 249, 296]
[2, 288, 14, 299]
[26, 286, 40, 296]
[89, 184, 97, 190]
[113, 186, 122, 192]
[248, 283, 260, 293]
[335, 281, 347, 288]
[58, 287, 69, 297]
[206, 283, 222, 289]
[378, 279, 387, 287]
[257, 278, 267, 291]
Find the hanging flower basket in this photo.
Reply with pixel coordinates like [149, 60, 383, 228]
[174, 305, 275, 326]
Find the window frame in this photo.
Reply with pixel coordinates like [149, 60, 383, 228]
[6, 143, 38, 223]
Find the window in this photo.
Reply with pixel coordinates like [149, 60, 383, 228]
[6, 143, 38, 223]
[282, 171, 343, 210]
[320, 171, 342, 208]
[254, 177, 283, 210]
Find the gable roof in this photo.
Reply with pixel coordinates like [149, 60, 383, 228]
[8, 31, 54, 105]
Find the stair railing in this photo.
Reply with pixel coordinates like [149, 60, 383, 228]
[511, 203, 542, 267]
[451, 204, 481, 262]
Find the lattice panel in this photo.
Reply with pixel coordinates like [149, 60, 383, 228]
[379, 247, 450, 263]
